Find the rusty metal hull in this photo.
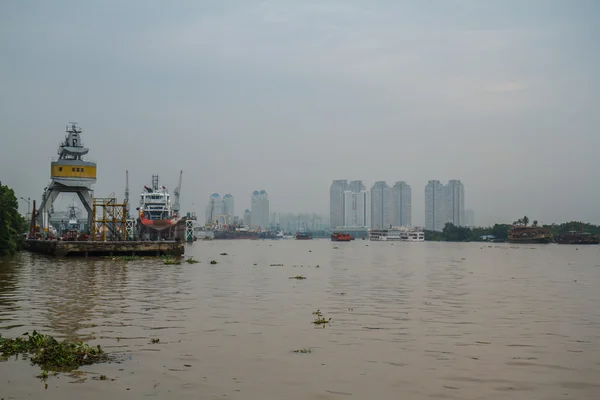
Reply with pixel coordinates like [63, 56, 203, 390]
[25, 239, 184, 257]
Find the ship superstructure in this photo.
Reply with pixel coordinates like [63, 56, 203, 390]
[507, 225, 552, 244]
[137, 174, 182, 240]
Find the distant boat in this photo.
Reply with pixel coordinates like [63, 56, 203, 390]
[295, 232, 312, 240]
[369, 227, 424, 242]
[507, 225, 552, 244]
[555, 224, 599, 245]
[331, 233, 352, 242]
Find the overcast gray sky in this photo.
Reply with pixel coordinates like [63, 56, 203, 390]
[1, 0, 599, 226]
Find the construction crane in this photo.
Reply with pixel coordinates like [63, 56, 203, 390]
[173, 170, 182, 217]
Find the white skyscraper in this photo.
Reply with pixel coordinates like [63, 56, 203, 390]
[329, 180, 348, 229]
[343, 190, 368, 227]
[251, 190, 269, 229]
[425, 180, 445, 231]
[222, 194, 234, 217]
[391, 181, 411, 227]
[445, 180, 465, 226]
[370, 181, 392, 229]
[205, 193, 223, 223]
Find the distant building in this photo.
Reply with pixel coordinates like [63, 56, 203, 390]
[243, 209, 251, 226]
[425, 180, 445, 231]
[205, 193, 223, 224]
[250, 190, 269, 229]
[425, 180, 466, 230]
[445, 180, 465, 226]
[222, 194, 234, 217]
[329, 180, 348, 229]
[348, 180, 365, 193]
[278, 212, 328, 232]
[465, 209, 475, 227]
[391, 181, 411, 227]
[370, 181, 392, 229]
[343, 190, 369, 227]
[205, 193, 236, 225]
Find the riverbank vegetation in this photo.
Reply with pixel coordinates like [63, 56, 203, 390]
[0, 183, 27, 256]
[425, 218, 600, 242]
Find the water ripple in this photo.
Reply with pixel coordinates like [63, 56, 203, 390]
[1, 242, 599, 399]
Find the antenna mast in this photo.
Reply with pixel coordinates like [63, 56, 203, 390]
[125, 170, 130, 218]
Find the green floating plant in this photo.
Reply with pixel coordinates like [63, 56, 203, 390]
[0, 331, 109, 371]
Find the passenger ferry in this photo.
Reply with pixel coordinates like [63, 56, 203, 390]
[369, 227, 424, 242]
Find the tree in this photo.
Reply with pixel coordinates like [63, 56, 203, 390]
[491, 224, 509, 240]
[522, 216, 529, 226]
[533, 220, 538, 227]
[442, 222, 470, 242]
[0, 184, 27, 256]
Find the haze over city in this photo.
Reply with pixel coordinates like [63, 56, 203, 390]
[1, 0, 599, 226]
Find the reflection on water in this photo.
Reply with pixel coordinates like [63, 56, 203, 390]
[1, 241, 600, 399]
[0, 253, 20, 329]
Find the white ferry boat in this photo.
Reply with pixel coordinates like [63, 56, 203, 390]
[369, 227, 424, 242]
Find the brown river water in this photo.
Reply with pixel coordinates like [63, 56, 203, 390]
[1, 240, 600, 399]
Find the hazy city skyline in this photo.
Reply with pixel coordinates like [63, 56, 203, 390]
[1, 1, 599, 226]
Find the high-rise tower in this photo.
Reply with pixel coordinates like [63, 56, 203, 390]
[392, 181, 411, 227]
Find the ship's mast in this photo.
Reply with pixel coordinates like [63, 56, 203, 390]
[173, 170, 182, 216]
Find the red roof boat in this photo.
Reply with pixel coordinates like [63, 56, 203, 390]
[331, 233, 352, 242]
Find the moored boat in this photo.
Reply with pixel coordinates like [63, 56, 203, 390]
[507, 225, 552, 244]
[214, 230, 259, 239]
[369, 227, 424, 241]
[331, 232, 352, 242]
[555, 230, 599, 245]
[211, 224, 260, 239]
[296, 232, 312, 240]
[138, 175, 180, 235]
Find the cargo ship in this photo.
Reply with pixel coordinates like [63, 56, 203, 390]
[214, 230, 259, 239]
[137, 175, 180, 238]
[212, 224, 259, 239]
[507, 225, 552, 244]
[259, 229, 284, 239]
[331, 232, 352, 242]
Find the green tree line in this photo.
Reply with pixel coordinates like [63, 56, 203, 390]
[425, 217, 600, 242]
[0, 183, 28, 256]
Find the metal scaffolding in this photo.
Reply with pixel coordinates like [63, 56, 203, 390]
[185, 219, 194, 242]
[91, 195, 127, 241]
[125, 219, 136, 240]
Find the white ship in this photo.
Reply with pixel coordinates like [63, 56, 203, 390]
[369, 227, 424, 242]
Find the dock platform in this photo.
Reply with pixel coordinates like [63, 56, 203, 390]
[25, 239, 185, 257]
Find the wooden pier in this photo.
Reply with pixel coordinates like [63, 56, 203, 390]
[25, 239, 184, 257]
